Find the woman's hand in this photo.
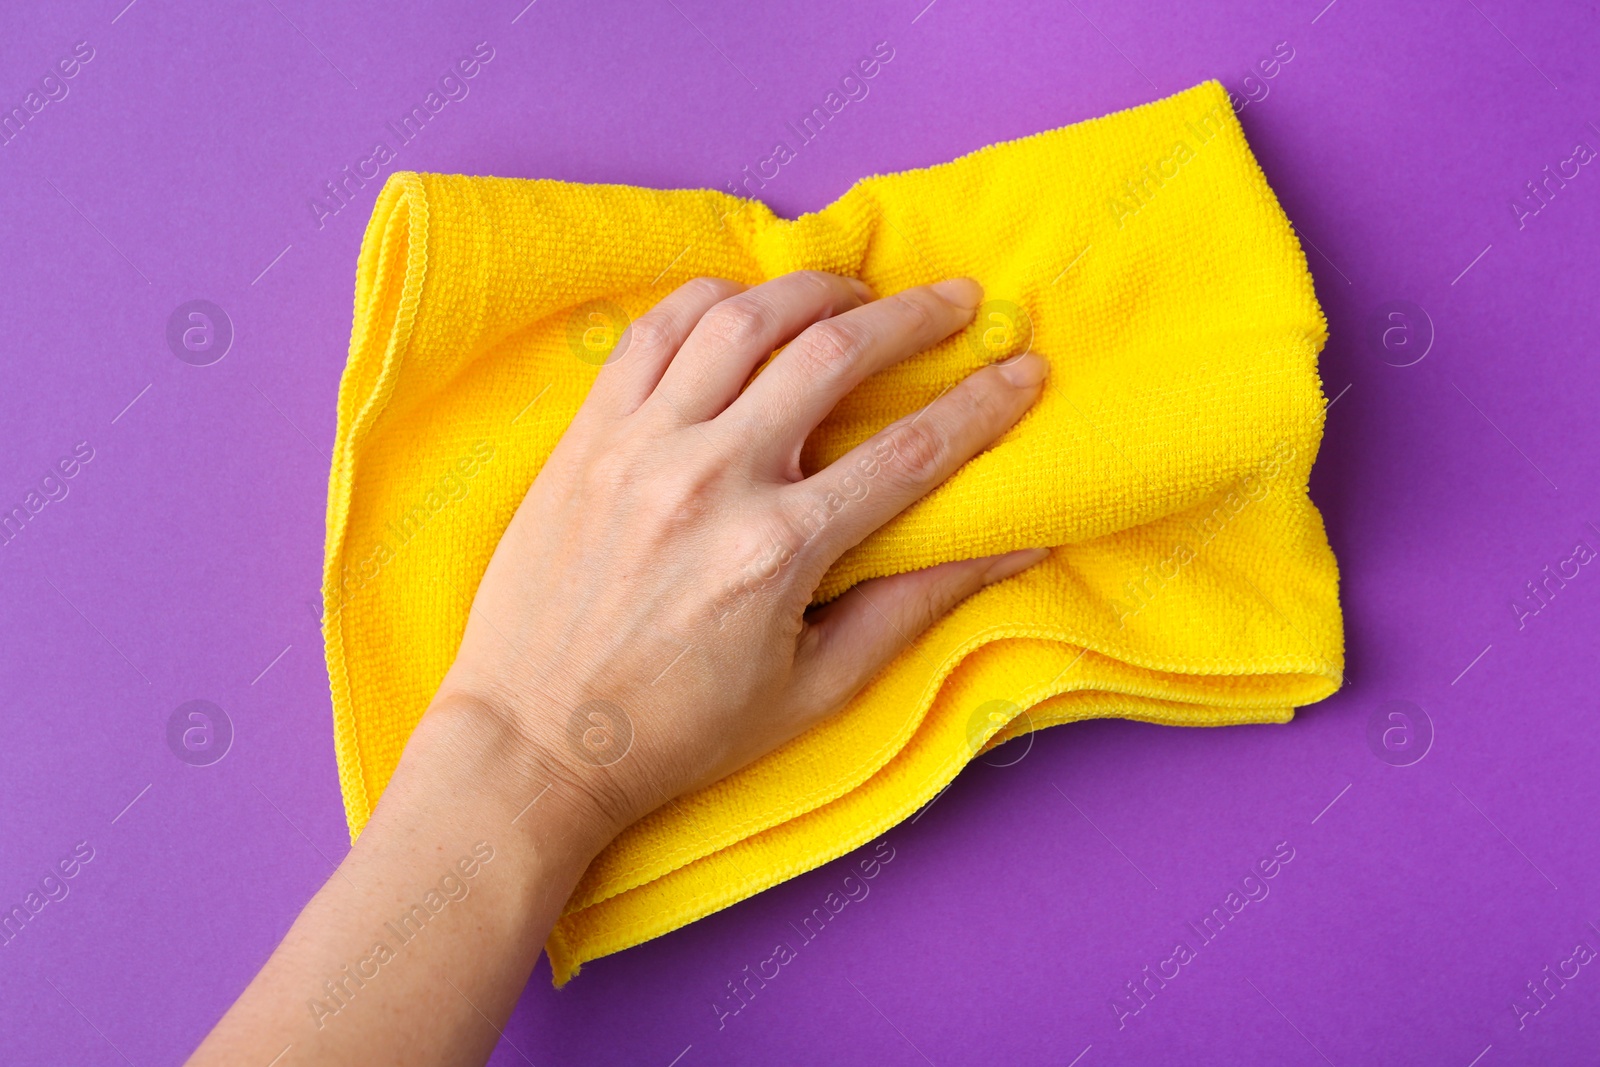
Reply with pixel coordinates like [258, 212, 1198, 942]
[189, 271, 1047, 1067]
[440, 270, 1050, 843]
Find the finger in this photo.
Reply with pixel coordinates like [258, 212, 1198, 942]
[722, 278, 983, 477]
[649, 271, 871, 424]
[585, 278, 747, 416]
[790, 548, 1050, 723]
[781, 351, 1049, 573]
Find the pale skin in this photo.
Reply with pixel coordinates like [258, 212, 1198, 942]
[190, 271, 1049, 1065]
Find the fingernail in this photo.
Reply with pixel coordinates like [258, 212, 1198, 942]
[983, 547, 1051, 585]
[997, 352, 1049, 389]
[929, 277, 983, 310]
[849, 278, 875, 301]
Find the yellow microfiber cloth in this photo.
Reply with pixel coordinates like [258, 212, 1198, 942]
[323, 79, 1343, 985]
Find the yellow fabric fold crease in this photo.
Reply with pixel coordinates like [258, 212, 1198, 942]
[322, 80, 1343, 986]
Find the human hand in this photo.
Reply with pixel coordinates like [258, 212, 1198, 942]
[191, 270, 1049, 1066]
[437, 270, 1050, 844]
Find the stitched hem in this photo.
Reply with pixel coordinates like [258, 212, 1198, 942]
[324, 171, 432, 842]
[561, 614, 1340, 914]
[546, 692, 1298, 983]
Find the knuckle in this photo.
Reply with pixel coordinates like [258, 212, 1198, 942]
[700, 298, 772, 347]
[624, 313, 674, 355]
[644, 463, 718, 528]
[883, 419, 945, 481]
[673, 277, 744, 308]
[586, 441, 647, 490]
[890, 290, 938, 333]
[792, 320, 862, 381]
[962, 374, 1006, 421]
[681, 276, 736, 300]
[792, 270, 839, 299]
[712, 512, 807, 617]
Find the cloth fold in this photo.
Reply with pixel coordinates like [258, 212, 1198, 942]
[322, 79, 1343, 986]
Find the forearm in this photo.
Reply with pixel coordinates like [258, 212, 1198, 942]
[188, 697, 609, 1066]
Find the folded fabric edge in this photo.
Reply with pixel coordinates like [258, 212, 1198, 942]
[544, 681, 1320, 985]
[559, 592, 1342, 918]
[325, 171, 432, 843]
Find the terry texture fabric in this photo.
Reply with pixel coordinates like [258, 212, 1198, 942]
[323, 80, 1343, 985]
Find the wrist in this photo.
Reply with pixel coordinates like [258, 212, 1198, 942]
[410, 686, 628, 870]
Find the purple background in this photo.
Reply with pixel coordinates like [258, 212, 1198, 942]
[3, 0, 1598, 1063]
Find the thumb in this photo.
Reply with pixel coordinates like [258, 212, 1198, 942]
[791, 547, 1050, 724]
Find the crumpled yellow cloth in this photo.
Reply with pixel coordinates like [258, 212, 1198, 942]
[323, 79, 1342, 985]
